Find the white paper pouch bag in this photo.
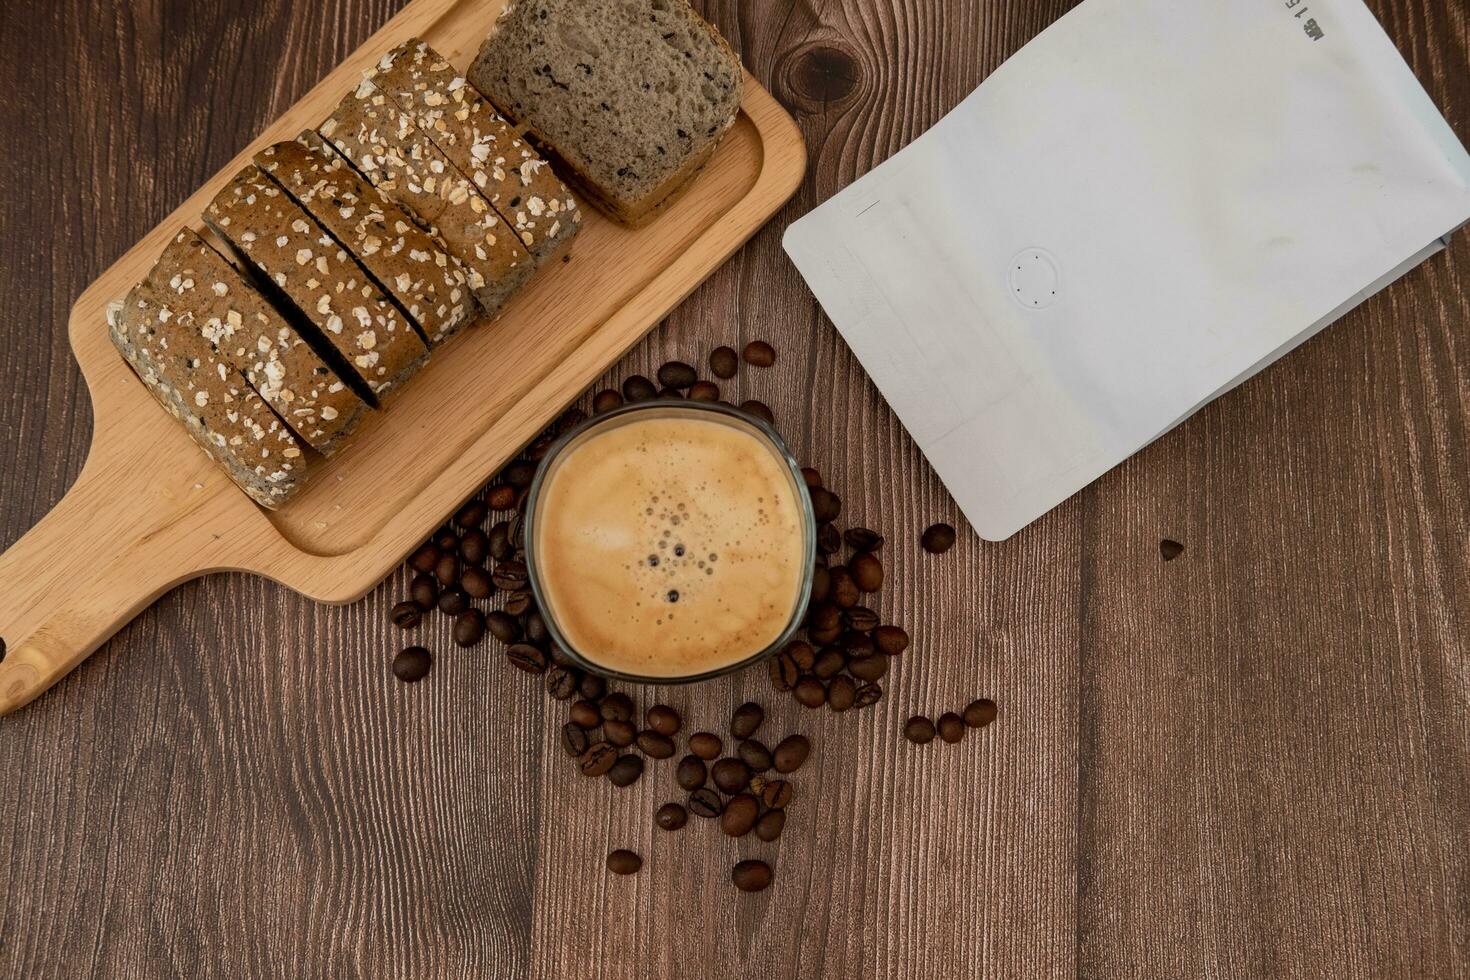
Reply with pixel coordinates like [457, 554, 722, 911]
[784, 0, 1470, 540]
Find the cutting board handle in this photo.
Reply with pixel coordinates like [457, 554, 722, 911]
[0, 430, 246, 715]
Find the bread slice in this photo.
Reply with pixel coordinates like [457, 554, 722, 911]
[255, 132, 474, 346]
[366, 39, 583, 264]
[469, 0, 743, 227]
[204, 164, 430, 403]
[146, 227, 369, 456]
[108, 284, 305, 508]
[321, 79, 535, 317]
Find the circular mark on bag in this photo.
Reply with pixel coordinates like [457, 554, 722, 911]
[1008, 248, 1061, 310]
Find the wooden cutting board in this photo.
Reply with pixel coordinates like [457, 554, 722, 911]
[0, 0, 806, 715]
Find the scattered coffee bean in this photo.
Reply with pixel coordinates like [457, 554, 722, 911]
[712, 758, 752, 794]
[688, 787, 724, 818]
[810, 566, 831, 603]
[963, 698, 998, 728]
[740, 400, 774, 425]
[437, 587, 469, 617]
[737, 739, 773, 772]
[527, 435, 555, 460]
[579, 673, 607, 701]
[636, 730, 676, 759]
[676, 754, 708, 791]
[434, 554, 459, 586]
[657, 386, 684, 399]
[760, 780, 794, 809]
[409, 573, 438, 611]
[688, 732, 723, 760]
[755, 809, 786, 842]
[550, 645, 578, 669]
[828, 567, 860, 608]
[773, 735, 810, 773]
[491, 560, 528, 591]
[731, 702, 764, 738]
[646, 704, 682, 737]
[807, 602, 840, 632]
[392, 647, 432, 683]
[457, 529, 487, 566]
[813, 648, 846, 680]
[709, 345, 739, 378]
[873, 625, 910, 656]
[921, 522, 957, 554]
[503, 591, 533, 616]
[601, 692, 634, 723]
[546, 667, 579, 700]
[392, 601, 422, 630]
[742, 340, 775, 367]
[453, 609, 486, 647]
[486, 610, 520, 644]
[841, 631, 875, 657]
[827, 674, 856, 711]
[561, 722, 590, 757]
[904, 716, 937, 744]
[793, 678, 827, 708]
[523, 612, 549, 647]
[853, 682, 884, 708]
[809, 487, 842, 523]
[809, 622, 842, 645]
[460, 565, 493, 600]
[608, 755, 645, 787]
[605, 719, 637, 747]
[721, 794, 759, 837]
[607, 849, 642, 875]
[488, 485, 517, 510]
[816, 523, 842, 555]
[434, 527, 459, 552]
[938, 712, 965, 743]
[786, 641, 816, 670]
[850, 552, 884, 592]
[656, 803, 688, 831]
[488, 522, 513, 561]
[848, 654, 888, 682]
[844, 606, 880, 631]
[1160, 538, 1185, 561]
[770, 652, 798, 691]
[732, 860, 772, 893]
[622, 374, 658, 402]
[506, 644, 548, 674]
[569, 700, 601, 729]
[456, 500, 487, 529]
[409, 543, 440, 574]
[580, 742, 618, 777]
[657, 361, 698, 390]
[593, 388, 624, 413]
[801, 467, 823, 487]
[689, 380, 720, 402]
[844, 527, 884, 552]
[504, 460, 537, 489]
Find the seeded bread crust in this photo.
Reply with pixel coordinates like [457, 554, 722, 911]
[108, 285, 305, 508]
[205, 165, 429, 402]
[366, 39, 582, 264]
[321, 79, 534, 318]
[147, 228, 368, 456]
[255, 133, 474, 346]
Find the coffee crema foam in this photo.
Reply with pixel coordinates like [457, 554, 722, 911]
[533, 414, 807, 678]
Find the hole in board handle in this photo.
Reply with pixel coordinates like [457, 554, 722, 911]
[0, 635, 6, 663]
[1160, 539, 1184, 562]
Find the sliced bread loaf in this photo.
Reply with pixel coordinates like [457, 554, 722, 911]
[366, 39, 582, 264]
[255, 133, 474, 346]
[109, 283, 305, 508]
[204, 165, 429, 403]
[321, 79, 534, 318]
[469, 0, 743, 226]
[147, 228, 369, 456]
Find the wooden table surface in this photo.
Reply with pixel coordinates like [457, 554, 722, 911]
[2, 1, 1467, 977]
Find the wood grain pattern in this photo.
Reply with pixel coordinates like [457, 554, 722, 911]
[1, 0, 1466, 977]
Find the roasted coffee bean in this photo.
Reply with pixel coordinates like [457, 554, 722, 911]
[555, 409, 587, 435]
[963, 698, 998, 728]
[607, 754, 645, 787]
[656, 803, 688, 831]
[569, 700, 601, 729]
[841, 630, 875, 656]
[721, 793, 759, 837]
[392, 647, 432, 682]
[712, 758, 752, 795]
[434, 553, 460, 586]
[601, 692, 634, 723]
[527, 435, 555, 461]
[801, 467, 823, 487]
[409, 573, 439, 611]
[827, 674, 856, 712]
[676, 755, 708, 791]
[605, 719, 637, 747]
[636, 730, 676, 759]
[453, 609, 486, 647]
[793, 678, 827, 708]
[689, 380, 720, 402]
[506, 644, 548, 674]
[645, 704, 681, 736]
[689, 787, 724, 818]
[743, 340, 776, 367]
[848, 654, 888, 682]
[392, 601, 422, 630]
[808, 603, 841, 633]
[850, 552, 884, 592]
[580, 742, 618, 777]
[579, 673, 608, 701]
[488, 485, 517, 510]
[503, 591, 533, 616]
[844, 605, 880, 631]
[487, 610, 520, 644]
[773, 735, 810, 774]
[657, 387, 685, 400]
[549, 646, 578, 669]
[785, 640, 816, 671]
[810, 566, 831, 604]
[456, 499, 488, 529]
[853, 682, 884, 708]
[769, 653, 798, 691]
[816, 523, 842, 555]
[740, 400, 774, 425]
[809, 487, 842, 523]
[657, 361, 698, 390]
[731, 702, 764, 738]
[922, 522, 957, 554]
[809, 622, 843, 645]
[434, 527, 459, 552]
[488, 522, 513, 561]
[732, 860, 773, 893]
[409, 543, 440, 574]
[812, 648, 847, 680]
[904, 716, 937, 744]
[760, 779, 794, 809]
[546, 666, 579, 700]
[873, 625, 911, 656]
[709, 345, 739, 379]
[508, 514, 527, 550]
[755, 808, 786, 842]
[734, 738, 770, 773]
[607, 849, 642, 875]
[437, 587, 469, 617]
[459, 528, 489, 565]
[561, 722, 590, 757]
[844, 527, 884, 552]
[524, 611, 549, 646]
[938, 712, 966, 744]
[688, 732, 722, 760]
[622, 374, 658, 402]
[461, 566, 494, 600]
[828, 567, 860, 608]
[593, 388, 624, 413]
[491, 559, 528, 591]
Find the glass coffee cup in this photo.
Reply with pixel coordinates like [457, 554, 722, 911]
[523, 401, 816, 685]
